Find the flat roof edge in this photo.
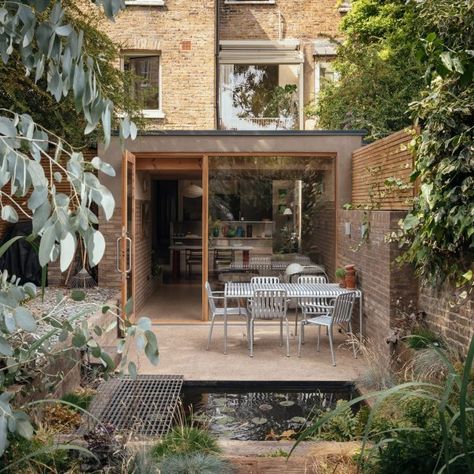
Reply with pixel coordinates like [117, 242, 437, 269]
[112, 129, 367, 137]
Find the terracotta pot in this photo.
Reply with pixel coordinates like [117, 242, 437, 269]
[344, 264, 357, 289]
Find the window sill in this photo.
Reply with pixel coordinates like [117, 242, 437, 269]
[142, 110, 165, 119]
[125, 0, 165, 6]
[224, 1, 275, 4]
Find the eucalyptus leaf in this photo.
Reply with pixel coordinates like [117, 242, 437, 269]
[14, 307, 37, 332]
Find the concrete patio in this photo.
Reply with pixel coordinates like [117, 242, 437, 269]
[129, 322, 364, 381]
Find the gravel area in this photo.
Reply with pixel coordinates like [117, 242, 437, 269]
[25, 287, 120, 340]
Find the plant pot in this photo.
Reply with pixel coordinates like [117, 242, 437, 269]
[344, 264, 357, 289]
[338, 278, 346, 288]
[212, 227, 220, 237]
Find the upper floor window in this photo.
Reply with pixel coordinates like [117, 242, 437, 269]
[315, 61, 339, 96]
[219, 41, 303, 131]
[124, 54, 163, 118]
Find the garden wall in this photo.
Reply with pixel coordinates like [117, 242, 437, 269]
[344, 129, 473, 355]
[337, 209, 417, 349]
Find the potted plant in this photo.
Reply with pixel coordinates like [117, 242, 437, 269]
[212, 220, 221, 238]
[335, 268, 346, 287]
[344, 264, 357, 289]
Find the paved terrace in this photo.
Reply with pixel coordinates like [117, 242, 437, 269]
[129, 321, 364, 381]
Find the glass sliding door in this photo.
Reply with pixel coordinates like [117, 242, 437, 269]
[208, 156, 336, 288]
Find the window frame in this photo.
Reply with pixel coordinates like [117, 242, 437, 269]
[122, 52, 164, 119]
[219, 40, 304, 131]
[314, 60, 339, 99]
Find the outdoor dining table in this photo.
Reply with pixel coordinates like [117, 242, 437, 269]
[222, 282, 363, 354]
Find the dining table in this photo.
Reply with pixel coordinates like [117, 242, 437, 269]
[222, 281, 363, 354]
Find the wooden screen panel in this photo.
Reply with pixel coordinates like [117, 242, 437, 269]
[352, 129, 416, 210]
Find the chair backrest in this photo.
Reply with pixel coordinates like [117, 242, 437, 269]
[332, 292, 356, 324]
[297, 275, 327, 284]
[250, 255, 271, 268]
[205, 281, 216, 313]
[251, 289, 287, 320]
[251, 276, 280, 285]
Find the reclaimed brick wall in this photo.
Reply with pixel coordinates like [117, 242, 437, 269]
[419, 284, 474, 356]
[134, 199, 154, 311]
[337, 210, 417, 348]
[100, 0, 216, 129]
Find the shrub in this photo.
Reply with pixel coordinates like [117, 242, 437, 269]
[405, 327, 442, 350]
[159, 453, 233, 474]
[317, 400, 360, 442]
[61, 388, 95, 411]
[152, 426, 221, 460]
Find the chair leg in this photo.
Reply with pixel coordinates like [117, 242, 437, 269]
[285, 318, 290, 357]
[301, 320, 305, 345]
[294, 306, 299, 336]
[246, 317, 251, 350]
[280, 319, 283, 347]
[328, 326, 336, 366]
[298, 322, 303, 357]
[206, 314, 216, 350]
[317, 325, 321, 352]
[249, 320, 254, 357]
[349, 322, 357, 359]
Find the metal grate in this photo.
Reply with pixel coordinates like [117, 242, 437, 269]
[86, 375, 183, 437]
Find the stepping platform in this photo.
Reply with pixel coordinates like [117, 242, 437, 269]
[87, 375, 183, 437]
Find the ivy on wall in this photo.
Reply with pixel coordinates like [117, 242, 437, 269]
[396, 0, 474, 293]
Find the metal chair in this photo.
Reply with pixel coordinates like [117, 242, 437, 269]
[295, 275, 329, 337]
[250, 276, 280, 285]
[298, 292, 357, 366]
[185, 249, 202, 276]
[249, 289, 289, 358]
[205, 281, 247, 353]
[213, 248, 234, 270]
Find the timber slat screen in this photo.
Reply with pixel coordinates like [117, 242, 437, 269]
[351, 129, 415, 210]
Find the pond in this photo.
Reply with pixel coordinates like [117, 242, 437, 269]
[181, 381, 359, 441]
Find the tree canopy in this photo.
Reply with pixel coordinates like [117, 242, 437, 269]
[313, 0, 425, 141]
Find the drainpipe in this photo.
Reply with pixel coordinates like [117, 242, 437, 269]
[215, 0, 220, 130]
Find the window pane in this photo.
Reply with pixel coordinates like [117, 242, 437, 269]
[208, 156, 336, 288]
[125, 56, 160, 110]
[220, 64, 300, 130]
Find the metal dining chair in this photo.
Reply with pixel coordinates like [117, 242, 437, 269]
[247, 276, 280, 310]
[249, 289, 289, 358]
[205, 281, 247, 352]
[295, 275, 329, 337]
[297, 291, 357, 366]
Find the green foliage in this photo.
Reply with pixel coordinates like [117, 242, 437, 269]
[159, 452, 233, 474]
[316, 400, 361, 442]
[405, 327, 442, 350]
[61, 390, 94, 411]
[313, 0, 424, 141]
[2, 430, 76, 473]
[396, 0, 474, 292]
[294, 333, 474, 473]
[152, 426, 221, 460]
[365, 397, 443, 474]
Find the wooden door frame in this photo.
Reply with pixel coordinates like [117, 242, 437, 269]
[133, 152, 338, 322]
[121, 151, 136, 319]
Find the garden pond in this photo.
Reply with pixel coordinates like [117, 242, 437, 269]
[181, 381, 359, 441]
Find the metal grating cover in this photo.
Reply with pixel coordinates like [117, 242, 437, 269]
[87, 375, 183, 437]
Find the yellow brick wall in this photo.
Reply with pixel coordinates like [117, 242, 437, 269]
[100, 0, 216, 129]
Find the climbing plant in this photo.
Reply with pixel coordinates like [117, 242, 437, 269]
[396, 0, 474, 292]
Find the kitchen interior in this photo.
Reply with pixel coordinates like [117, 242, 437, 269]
[142, 156, 333, 322]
